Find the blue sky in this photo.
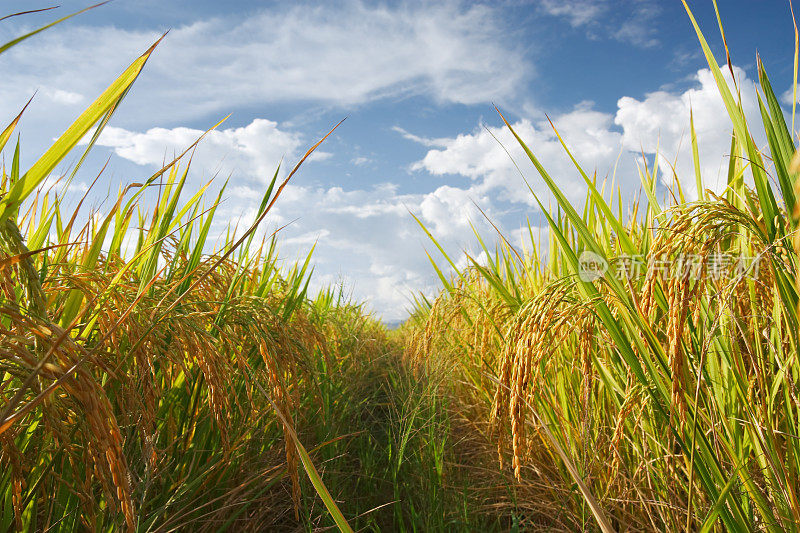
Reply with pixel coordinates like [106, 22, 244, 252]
[1, 0, 797, 320]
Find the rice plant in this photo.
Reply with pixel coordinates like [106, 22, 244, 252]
[409, 2, 800, 530]
[0, 9, 355, 531]
[4, 1, 800, 531]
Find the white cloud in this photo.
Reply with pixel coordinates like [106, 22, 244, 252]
[229, 185, 260, 199]
[391, 126, 451, 148]
[62, 65, 764, 321]
[539, 0, 607, 28]
[407, 106, 626, 207]
[615, 66, 761, 197]
[455, 249, 489, 270]
[86, 118, 316, 182]
[612, 2, 660, 48]
[3, 3, 766, 324]
[232, 179, 504, 321]
[539, 0, 660, 47]
[36, 174, 89, 195]
[407, 66, 764, 209]
[282, 229, 331, 247]
[0, 1, 529, 131]
[419, 185, 487, 236]
[781, 87, 797, 106]
[261, 183, 462, 320]
[42, 88, 84, 105]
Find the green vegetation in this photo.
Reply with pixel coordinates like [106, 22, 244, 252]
[3, 2, 800, 531]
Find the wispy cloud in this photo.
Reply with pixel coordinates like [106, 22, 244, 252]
[612, 1, 661, 48]
[1, 1, 530, 131]
[392, 126, 449, 148]
[351, 156, 372, 166]
[539, 0, 608, 28]
[538, 0, 661, 48]
[3, 0, 749, 323]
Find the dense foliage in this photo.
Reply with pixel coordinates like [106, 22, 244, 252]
[3, 2, 800, 531]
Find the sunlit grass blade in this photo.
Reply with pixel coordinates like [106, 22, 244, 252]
[0, 3, 109, 55]
[0, 31, 167, 220]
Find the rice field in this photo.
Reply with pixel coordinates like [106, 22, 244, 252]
[2, 2, 800, 531]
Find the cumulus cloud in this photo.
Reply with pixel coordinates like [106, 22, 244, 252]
[455, 249, 489, 271]
[58, 64, 763, 320]
[407, 105, 627, 207]
[3, 3, 764, 323]
[781, 87, 798, 106]
[261, 182, 493, 320]
[419, 185, 488, 236]
[406, 66, 763, 213]
[203, 176, 505, 321]
[85, 119, 323, 182]
[615, 66, 761, 196]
